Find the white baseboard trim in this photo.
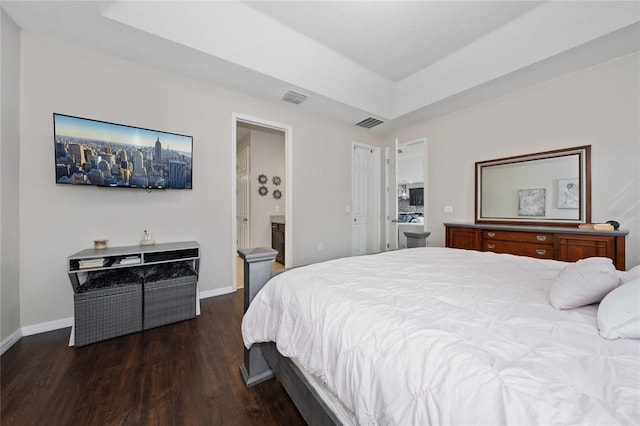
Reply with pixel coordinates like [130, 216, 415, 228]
[1, 289, 236, 354]
[22, 317, 73, 336]
[1, 329, 23, 356]
[199, 286, 235, 299]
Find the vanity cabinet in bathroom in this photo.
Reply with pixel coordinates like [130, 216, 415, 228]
[271, 220, 285, 264]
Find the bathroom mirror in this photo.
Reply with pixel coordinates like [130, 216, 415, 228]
[476, 146, 591, 226]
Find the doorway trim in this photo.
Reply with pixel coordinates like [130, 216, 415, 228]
[232, 113, 293, 291]
[384, 140, 398, 251]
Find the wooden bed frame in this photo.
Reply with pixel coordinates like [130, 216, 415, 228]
[238, 248, 344, 426]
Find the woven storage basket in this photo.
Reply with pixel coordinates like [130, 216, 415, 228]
[143, 274, 197, 330]
[74, 283, 142, 347]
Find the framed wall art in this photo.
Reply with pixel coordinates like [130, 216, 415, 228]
[557, 178, 579, 209]
[518, 188, 546, 216]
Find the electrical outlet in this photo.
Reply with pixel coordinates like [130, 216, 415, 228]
[275, 205, 280, 213]
[317, 243, 323, 251]
[444, 205, 454, 214]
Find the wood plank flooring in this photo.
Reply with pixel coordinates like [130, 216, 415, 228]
[1, 290, 305, 426]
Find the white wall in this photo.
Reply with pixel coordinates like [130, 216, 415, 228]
[390, 53, 640, 269]
[1, 10, 22, 346]
[247, 128, 285, 248]
[397, 144, 424, 185]
[17, 32, 382, 329]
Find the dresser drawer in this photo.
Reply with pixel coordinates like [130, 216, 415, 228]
[482, 230, 554, 244]
[482, 240, 554, 259]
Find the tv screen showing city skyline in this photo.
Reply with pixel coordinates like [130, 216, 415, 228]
[54, 113, 193, 189]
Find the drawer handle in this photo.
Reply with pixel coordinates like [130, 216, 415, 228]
[487, 232, 496, 237]
[536, 249, 546, 255]
[487, 244, 495, 249]
[536, 235, 547, 241]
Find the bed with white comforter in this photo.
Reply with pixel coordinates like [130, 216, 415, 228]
[242, 248, 639, 425]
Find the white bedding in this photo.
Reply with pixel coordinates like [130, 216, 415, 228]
[242, 248, 640, 425]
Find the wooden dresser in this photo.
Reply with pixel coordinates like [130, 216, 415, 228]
[444, 223, 628, 270]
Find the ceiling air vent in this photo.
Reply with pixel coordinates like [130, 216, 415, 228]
[355, 117, 384, 129]
[281, 90, 308, 105]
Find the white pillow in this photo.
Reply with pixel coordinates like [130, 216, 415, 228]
[597, 278, 640, 339]
[620, 265, 640, 285]
[550, 257, 619, 309]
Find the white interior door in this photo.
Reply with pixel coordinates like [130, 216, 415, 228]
[385, 142, 398, 250]
[236, 146, 250, 250]
[352, 143, 379, 256]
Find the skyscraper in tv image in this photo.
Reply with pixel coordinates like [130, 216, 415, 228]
[54, 114, 192, 189]
[154, 136, 162, 162]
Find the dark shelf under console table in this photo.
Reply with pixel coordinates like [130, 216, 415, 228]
[445, 223, 628, 270]
[67, 241, 200, 346]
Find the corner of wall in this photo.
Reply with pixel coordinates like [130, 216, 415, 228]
[1, 9, 22, 350]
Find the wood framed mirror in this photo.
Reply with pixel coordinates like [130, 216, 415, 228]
[475, 146, 591, 226]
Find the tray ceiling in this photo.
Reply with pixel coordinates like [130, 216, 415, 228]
[3, 1, 639, 133]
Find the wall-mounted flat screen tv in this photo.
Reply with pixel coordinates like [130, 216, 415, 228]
[54, 113, 192, 189]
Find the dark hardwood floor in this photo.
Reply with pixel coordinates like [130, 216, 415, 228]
[1, 290, 306, 426]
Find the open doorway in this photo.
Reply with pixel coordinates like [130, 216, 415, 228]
[386, 138, 427, 250]
[232, 114, 292, 290]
